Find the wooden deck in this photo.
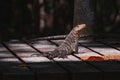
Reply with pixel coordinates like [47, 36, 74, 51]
[0, 39, 120, 80]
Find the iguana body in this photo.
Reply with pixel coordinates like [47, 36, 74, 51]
[37, 24, 86, 59]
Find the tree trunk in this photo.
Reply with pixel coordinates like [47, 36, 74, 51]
[39, 0, 45, 33]
[73, 0, 96, 35]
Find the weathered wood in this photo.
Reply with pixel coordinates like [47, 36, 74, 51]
[24, 39, 101, 80]
[43, 40, 101, 80]
[5, 40, 50, 62]
[0, 44, 34, 80]
[54, 57, 100, 80]
[6, 40, 68, 80]
[1, 39, 120, 80]
[79, 41, 120, 80]
[75, 46, 102, 61]
[82, 41, 120, 58]
[57, 61, 101, 80]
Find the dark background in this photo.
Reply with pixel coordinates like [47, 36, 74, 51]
[0, 0, 120, 41]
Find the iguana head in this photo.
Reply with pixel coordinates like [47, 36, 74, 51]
[74, 24, 86, 36]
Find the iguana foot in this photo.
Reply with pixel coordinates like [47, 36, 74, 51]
[31, 51, 68, 59]
[30, 52, 56, 60]
[43, 51, 68, 59]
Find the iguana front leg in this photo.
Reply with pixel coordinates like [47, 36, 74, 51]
[32, 49, 68, 60]
[31, 24, 86, 59]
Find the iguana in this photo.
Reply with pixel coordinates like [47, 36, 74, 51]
[34, 24, 86, 59]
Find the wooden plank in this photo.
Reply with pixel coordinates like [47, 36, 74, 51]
[89, 41, 120, 55]
[89, 61, 120, 80]
[1, 63, 34, 80]
[29, 62, 68, 80]
[6, 40, 68, 80]
[81, 41, 120, 59]
[79, 41, 120, 80]
[5, 40, 50, 62]
[39, 40, 102, 80]
[0, 43, 34, 80]
[54, 56, 101, 80]
[26, 40, 70, 80]
[75, 46, 102, 61]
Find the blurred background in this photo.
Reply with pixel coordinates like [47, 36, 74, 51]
[0, 0, 120, 41]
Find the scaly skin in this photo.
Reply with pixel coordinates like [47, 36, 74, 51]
[35, 24, 86, 59]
